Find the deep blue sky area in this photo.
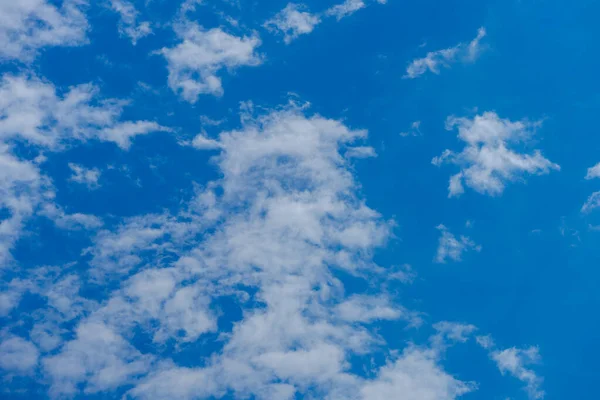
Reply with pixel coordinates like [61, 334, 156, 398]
[1, 1, 599, 399]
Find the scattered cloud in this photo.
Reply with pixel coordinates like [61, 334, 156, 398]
[433, 112, 559, 197]
[33, 104, 485, 399]
[191, 133, 222, 150]
[159, 23, 262, 102]
[360, 346, 476, 400]
[69, 163, 101, 189]
[400, 120, 422, 137]
[264, 3, 321, 44]
[404, 27, 486, 79]
[265, 0, 387, 43]
[585, 162, 600, 180]
[109, 0, 152, 45]
[346, 146, 377, 158]
[0, 0, 88, 62]
[0, 335, 39, 374]
[0, 74, 170, 149]
[581, 191, 600, 213]
[477, 337, 544, 400]
[435, 224, 481, 263]
[325, 0, 366, 20]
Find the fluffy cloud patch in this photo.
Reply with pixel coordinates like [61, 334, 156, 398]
[160, 23, 262, 102]
[264, 3, 321, 44]
[0, 0, 88, 62]
[477, 336, 544, 399]
[585, 162, 600, 180]
[360, 347, 476, 400]
[435, 224, 480, 263]
[109, 0, 152, 44]
[24, 104, 484, 399]
[405, 28, 486, 79]
[0, 335, 39, 374]
[0, 74, 170, 149]
[69, 163, 101, 189]
[433, 112, 559, 197]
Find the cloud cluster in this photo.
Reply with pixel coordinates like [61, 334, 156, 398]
[265, 0, 386, 44]
[0, 2, 550, 399]
[0, 73, 168, 267]
[264, 4, 321, 44]
[433, 112, 559, 197]
[0, 0, 88, 62]
[0, 74, 169, 149]
[0, 104, 487, 399]
[109, 0, 152, 44]
[160, 23, 262, 102]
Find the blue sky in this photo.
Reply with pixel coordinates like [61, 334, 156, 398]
[0, 0, 598, 399]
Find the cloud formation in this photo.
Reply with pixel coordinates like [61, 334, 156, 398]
[405, 28, 486, 79]
[477, 336, 544, 399]
[264, 3, 321, 44]
[109, 0, 152, 44]
[433, 112, 559, 197]
[160, 23, 262, 102]
[0, 0, 88, 62]
[435, 224, 481, 263]
[266, 0, 387, 43]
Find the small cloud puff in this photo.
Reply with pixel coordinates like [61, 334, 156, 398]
[435, 224, 481, 263]
[264, 3, 321, 44]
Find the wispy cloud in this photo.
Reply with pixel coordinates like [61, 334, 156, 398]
[435, 224, 481, 263]
[405, 27, 487, 79]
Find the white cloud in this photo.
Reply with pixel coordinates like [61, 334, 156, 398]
[43, 321, 153, 396]
[68, 163, 101, 189]
[435, 224, 480, 263]
[0, 74, 170, 149]
[476, 335, 544, 399]
[191, 133, 222, 150]
[585, 162, 600, 180]
[491, 346, 544, 399]
[66, 104, 471, 400]
[405, 27, 486, 79]
[400, 120, 422, 137]
[0, 286, 22, 317]
[433, 321, 477, 343]
[40, 203, 103, 230]
[433, 112, 559, 197]
[346, 145, 377, 158]
[265, 0, 387, 42]
[23, 103, 489, 399]
[326, 0, 366, 20]
[109, 0, 152, 45]
[360, 347, 476, 400]
[0, 144, 48, 266]
[0, 0, 88, 62]
[475, 335, 495, 350]
[0, 335, 39, 374]
[581, 191, 600, 213]
[264, 3, 321, 44]
[335, 295, 406, 323]
[159, 23, 262, 102]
